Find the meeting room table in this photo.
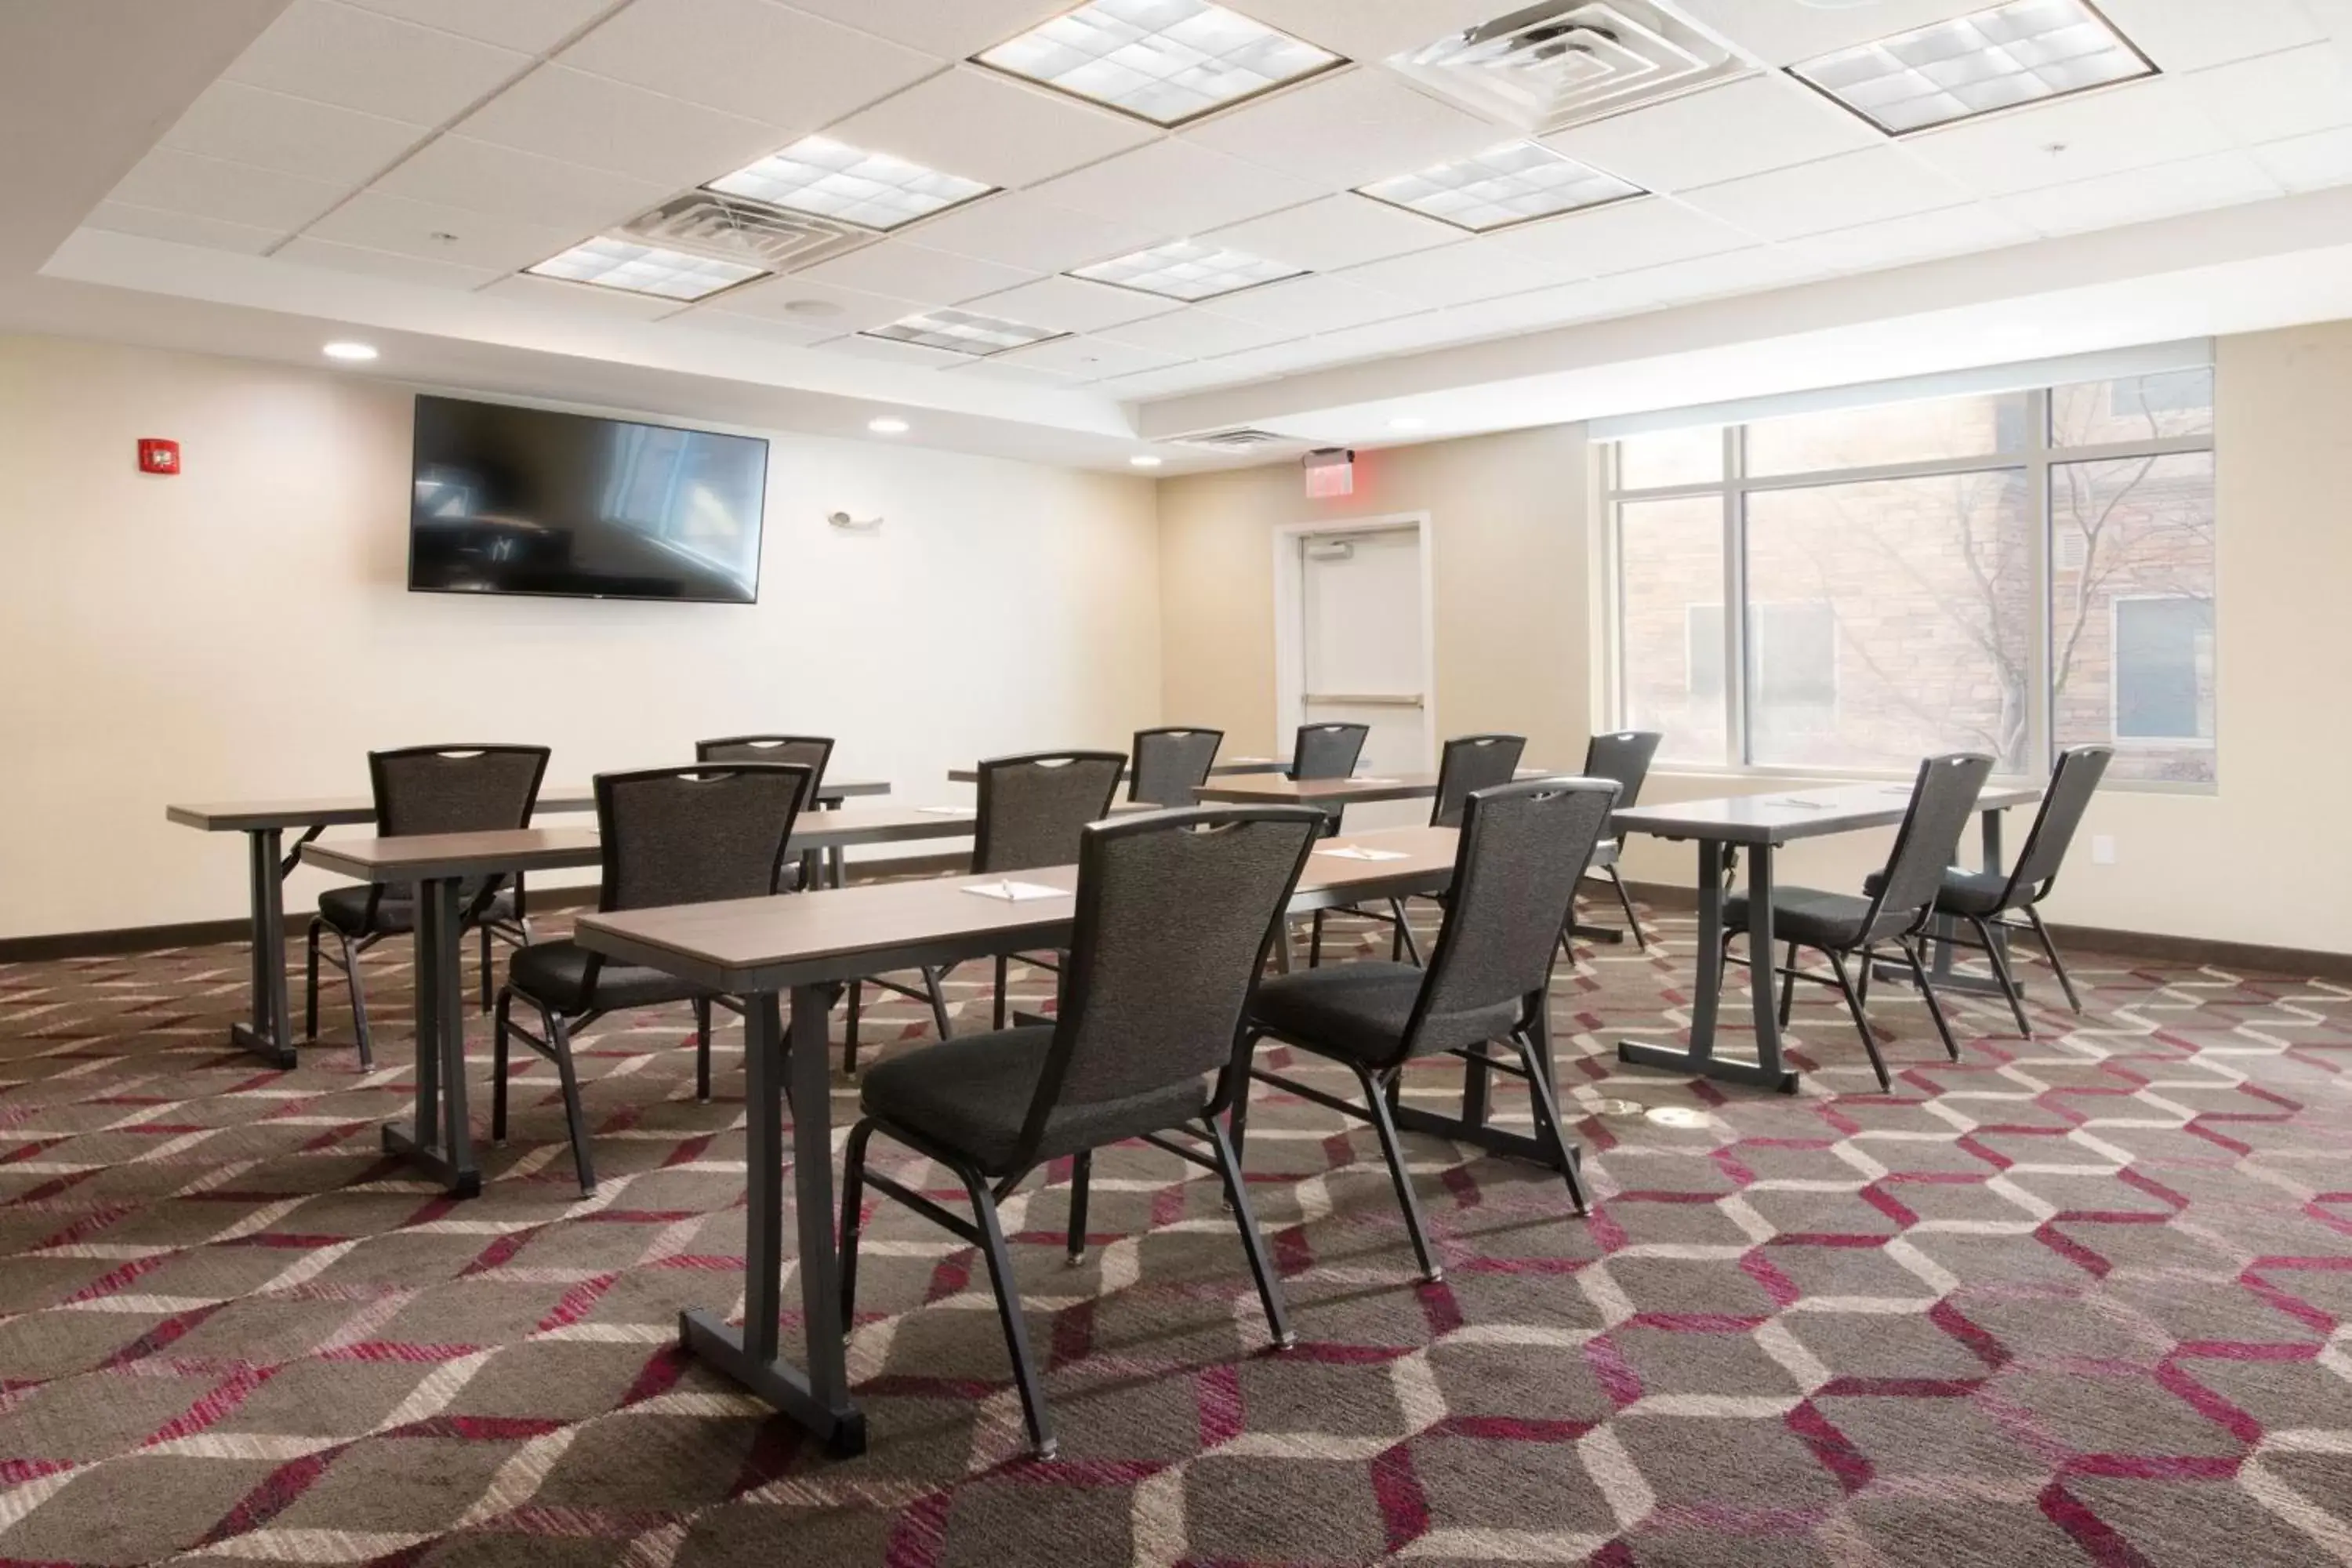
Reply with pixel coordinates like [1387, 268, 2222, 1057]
[164, 778, 890, 1068]
[1188, 766, 1566, 808]
[944, 757, 1291, 785]
[1610, 782, 2041, 1095]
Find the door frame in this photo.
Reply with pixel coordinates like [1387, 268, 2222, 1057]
[1271, 512, 1438, 771]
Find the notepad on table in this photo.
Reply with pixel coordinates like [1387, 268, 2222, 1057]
[1765, 797, 1832, 810]
[916, 804, 975, 815]
[962, 879, 1065, 902]
[1316, 844, 1410, 862]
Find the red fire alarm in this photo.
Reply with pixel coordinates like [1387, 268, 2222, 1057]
[138, 438, 181, 476]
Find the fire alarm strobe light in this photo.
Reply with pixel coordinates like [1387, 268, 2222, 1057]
[1305, 447, 1355, 499]
[138, 438, 181, 476]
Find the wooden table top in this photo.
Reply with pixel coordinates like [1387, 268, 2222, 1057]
[946, 757, 1289, 785]
[167, 778, 888, 833]
[1613, 782, 2043, 847]
[1190, 768, 1566, 807]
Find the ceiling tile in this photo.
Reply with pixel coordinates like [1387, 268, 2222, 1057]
[1621, 245, 1828, 307]
[903, 192, 1162, 274]
[161, 82, 426, 187]
[793, 240, 1038, 303]
[1788, 201, 2037, 272]
[274, 234, 507, 287]
[456, 65, 789, 188]
[1217, 0, 1509, 60]
[994, 334, 1183, 379]
[940, 357, 1085, 387]
[225, 0, 529, 125]
[784, 0, 1068, 59]
[339, 0, 620, 53]
[1664, 0, 1999, 68]
[1543, 74, 1883, 194]
[962, 275, 1183, 332]
[1203, 194, 1458, 272]
[481, 271, 699, 317]
[677, 308, 838, 346]
[1900, 76, 2230, 197]
[1294, 309, 1468, 365]
[2252, 125, 2352, 193]
[1181, 67, 1499, 191]
[1027, 139, 1323, 234]
[716, 272, 927, 332]
[1994, 151, 2285, 236]
[2181, 45, 2352, 150]
[372, 136, 670, 232]
[302, 189, 583, 270]
[1202, 273, 1406, 334]
[2092, 0, 2328, 71]
[1497, 196, 1753, 276]
[84, 202, 286, 255]
[1094, 306, 1297, 357]
[1676, 147, 1975, 242]
[815, 332, 967, 368]
[560, 0, 939, 135]
[1338, 237, 1566, 307]
[108, 149, 348, 232]
[826, 66, 1157, 191]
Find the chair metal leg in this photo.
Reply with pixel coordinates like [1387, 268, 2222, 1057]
[303, 920, 322, 1042]
[1065, 1149, 1091, 1266]
[1203, 1115, 1294, 1347]
[692, 996, 713, 1101]
[957, 1163, 1056, 1458]
[491, 989, 513, 1145]
[478, 921, 492, 1014]
[838, 1120, 874, 1330]
[843, 980, 862, 1077]
[1227, 1034, 1261, 1171]
[1308, 909, 1327, 968]
[1828, 950, 1893, 1092]
[1557, 925, 1576, 966]
[340, 932, 374, 1072]
[993, 954, 1009, 1032]
[1855, 944, 1875, 1011]
[923, 966, 953, 1040]
[1388, 898, 1422, 967]
[1357, 1065, 1443, 1283]
[1607, 867, 1648, 953]
[546, 1007, 596, 1196]
[2024, 907, 2084, 1013]
[1969, 916, 2033, 1037]
[1511, 1029, 1589, 1216]
[1778, 941, 1800, 1028]
[1901, 937, 1962, 1064]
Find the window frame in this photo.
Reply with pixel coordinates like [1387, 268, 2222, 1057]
[1603, 378, 2217, 791]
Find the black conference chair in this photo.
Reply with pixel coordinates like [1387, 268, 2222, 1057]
[304, 744, 549, 1069]
[1240, 778, 1619, 1282]
[848, 750, 1126, 1072]
[1564, 730, 1663, 954]
[1866, 743, 2112, 1036]
[1290, 721, 1370, 784]
[1129, 725, 1223, 806]
[840, 805, 1323, 1457]
[695, 735, 833, 887]
[1730, 753, 1994, 1092]
[1334, 732, 1527, 969]
[492, 764, 809, 1195]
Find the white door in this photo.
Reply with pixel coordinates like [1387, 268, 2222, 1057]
[1294, 524, 1431, 829]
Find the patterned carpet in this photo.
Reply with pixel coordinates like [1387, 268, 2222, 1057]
[0, 903, 2348, 1568]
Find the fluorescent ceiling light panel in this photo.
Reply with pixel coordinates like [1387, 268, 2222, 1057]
[526, 237, 766, 300]
[1792, 0, 2154, 136]
[862, 307, 1065, 356]
[1359, 141, 1642, 231]
[975, 0, 1341, 126]
[1069, 238, 1305, 300]
[710, 136, 993, 232]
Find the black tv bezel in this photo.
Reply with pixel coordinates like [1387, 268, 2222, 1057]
[405, 393, 771, 607]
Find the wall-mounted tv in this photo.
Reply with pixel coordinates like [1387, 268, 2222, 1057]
[408, 394, 768, 604]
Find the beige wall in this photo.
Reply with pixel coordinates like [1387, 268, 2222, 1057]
[0, 332, 1163, 938]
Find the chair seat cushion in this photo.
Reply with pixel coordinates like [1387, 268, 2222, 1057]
[859, 1026, 1210, 1175]
[1247, 961, 1522, 1069]
[1861, 866, 2011, 919]
[1723, 886, 1873, 949]
[316, 884, 515, 938]
[506, 939, 701, 1014]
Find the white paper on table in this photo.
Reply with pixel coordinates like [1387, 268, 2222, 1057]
[916, 804, 975, 815]
[962, 879, 1065, 902]
[1315, 844, 1410, 861]
[1765, 797, 1832, 810]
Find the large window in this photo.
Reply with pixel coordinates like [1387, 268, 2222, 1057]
[1606, 366, 2216, 786]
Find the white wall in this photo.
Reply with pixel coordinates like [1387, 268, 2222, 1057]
[0, 332, 1163, 938]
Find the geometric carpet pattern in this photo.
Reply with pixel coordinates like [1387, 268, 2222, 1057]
[1, 906, 2349, 1566]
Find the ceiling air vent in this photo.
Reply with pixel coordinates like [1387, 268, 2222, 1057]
[620, 191, 871, 274]
[1179, 428, 1301, 451]
[1389, 2, 1740, 136]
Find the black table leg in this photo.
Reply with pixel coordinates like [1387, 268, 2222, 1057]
[680, 985, 866, 1457]
[381, 877, 481, 1196]
[1619, 837, 1800, 1094]
[227, 828, 298, 1069]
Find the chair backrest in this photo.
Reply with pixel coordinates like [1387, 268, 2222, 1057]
[973, 751, 1127, 873]
[1857, 753, 1996, 943]
[593, 764, 810, 913]
[1017, 807, 1323, 1156]
[695, 735, 832, 808]
[1406, 779, 1621, 1055]
[1430, 733, 1527, 828]
[1290, 722, 1369, 781]
[1581, 731, 1663, 814]
[1130, 726, 1224, 807]
[369, 745, 550, 837]
[2002, 744, 2112, 904]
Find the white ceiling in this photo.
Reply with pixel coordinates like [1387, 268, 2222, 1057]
[13, 0, 2352, 470]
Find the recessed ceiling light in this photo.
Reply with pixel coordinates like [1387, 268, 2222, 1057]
[322, 341, 379, 361]
[1359, 142, 1644, 233]
[1069, 238, 1305, 303]
[1388, 416, 1427, 430]
[975, 0, 1341, 127]
[1130, 454, 1164, 467]
[868, 416, 910, 435]
[709, 136, 993, 233]
[527, 237, 766, 301]
[862, 308, 1065, 358]
[1792, 0, 2154, 136]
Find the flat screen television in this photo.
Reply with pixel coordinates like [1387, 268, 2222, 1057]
[408, 394, 768, 604]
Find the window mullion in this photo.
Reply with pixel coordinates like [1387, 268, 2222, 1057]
[2027, 388, 2054, 779]
[1723, 423, 1748, 768]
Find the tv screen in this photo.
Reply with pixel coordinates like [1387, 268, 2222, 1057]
[408, 394, 768, 604]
